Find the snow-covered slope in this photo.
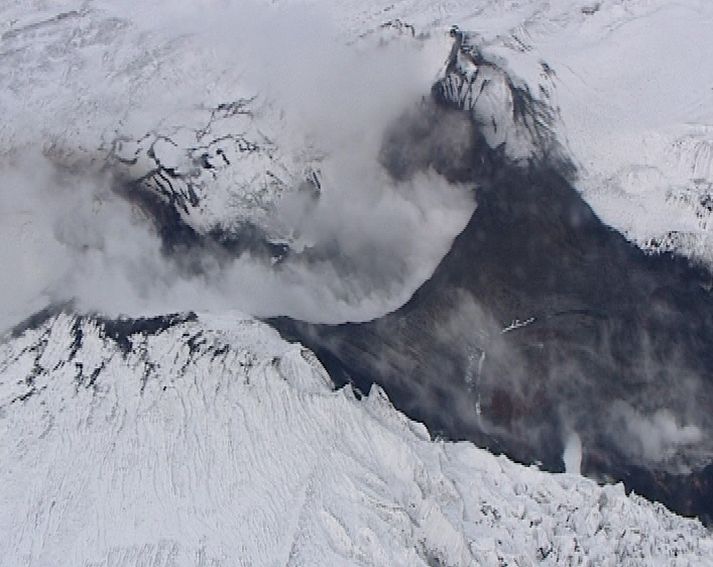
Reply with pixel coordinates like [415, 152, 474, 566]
[477, 0, 713, 269]
[330, 0, 713, 267]
[3, 0, 713, 329]
[3, 1, 713, 564]
[1, 311, 712, 566]
[0, 0, 319, 239]
[0, 0, 482, 327]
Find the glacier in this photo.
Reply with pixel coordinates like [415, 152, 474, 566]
[2, 0, 713, 563]
[1, 310, 712, 566]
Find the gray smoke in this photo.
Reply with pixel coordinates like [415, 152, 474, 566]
[0, 3, 476, 331]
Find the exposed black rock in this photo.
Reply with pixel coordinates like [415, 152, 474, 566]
[105, 98, 290, 266]
[98, 312, 198, 354]
[8, 303, 72, 339]
[6, 305, 197, 358]
[110, 171, 289, 265]
[270, 35, 713, 523]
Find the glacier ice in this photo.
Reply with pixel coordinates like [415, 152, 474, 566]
[1, 310, 712, 566]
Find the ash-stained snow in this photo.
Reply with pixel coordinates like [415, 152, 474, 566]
[0, 0, 318, 238]
[1, 311, 712, 566]
[0, 0, 480, 326]
[3, 0, 713, 326]
[330, 0, 713, 268]
[2, 0, 713, 564]
[0, 0, 713, 266]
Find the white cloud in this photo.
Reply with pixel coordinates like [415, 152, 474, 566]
[608, 401, 703, 465]
[0, 1, 476, 330]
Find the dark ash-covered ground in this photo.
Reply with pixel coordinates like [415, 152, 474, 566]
[270, 65, 713, 523]
[9, 33, 713, 526]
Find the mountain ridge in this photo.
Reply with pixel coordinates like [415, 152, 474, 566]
[2, 310, 712, 566]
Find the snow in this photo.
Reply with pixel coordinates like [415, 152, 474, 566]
[3, 0, 713, 326]
[340, 0, 713, 266]
[0, 0, 310, 240]
[3, 0, 712, 250]
[494, 0, 713, 268]
[2, 0, 713, 563]
[0, 0, 483, 326]
[303, 0, 713, 266]
[1, 311, 712, 566]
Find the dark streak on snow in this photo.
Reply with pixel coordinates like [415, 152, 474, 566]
[6, 30, 713, 526]
[270, 33, 713, 524]
[99, 312, 198, 355]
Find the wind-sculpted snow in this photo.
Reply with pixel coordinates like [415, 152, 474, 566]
[5, 0, 711, 326]
[2, 0, 713, 560]
[1, 311, 712, 566]
[326, 0, 713, 269]
[433, 29, 564, 165]
[0, 0, 482, 327]
[272, 26, 713, 524]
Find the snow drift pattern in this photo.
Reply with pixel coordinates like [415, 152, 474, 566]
[1, 312, 712, 566]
